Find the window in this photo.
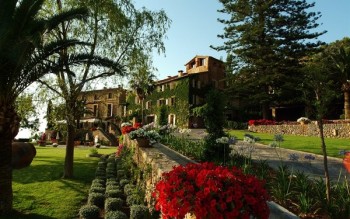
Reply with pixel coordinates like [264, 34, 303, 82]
[199, 58, 205, 66]
[197, 81, 201, 89]
[192, 80, 196, 88]
[158, 99, 165, 106]
[135, 96, 140, 104]
[93, 104, 98, 117]
[146, 101, 152, 109]
[192, 95, 196, 105]
[94, 94, 98, 100]
[108, 93, 112, 99]
[170, 97, 176, 106]
[107, 103, 113, 117]
[161, 85, 165, 92]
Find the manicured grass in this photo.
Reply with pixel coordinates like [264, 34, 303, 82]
[227, 130, 350, 158]
[5, 146, 116, 219]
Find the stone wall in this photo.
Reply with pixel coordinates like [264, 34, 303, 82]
[248, 122, 350, 138]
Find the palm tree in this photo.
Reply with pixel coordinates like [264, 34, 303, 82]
[327, 38, 350, 119]
[129, 60, 156, 125]
[0, 0, 87, 214]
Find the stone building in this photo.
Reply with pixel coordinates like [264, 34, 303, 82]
[126, 55, 226, 128]
[77, 87, 126, 145]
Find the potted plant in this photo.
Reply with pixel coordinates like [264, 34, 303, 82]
[129, 129, 150, 147]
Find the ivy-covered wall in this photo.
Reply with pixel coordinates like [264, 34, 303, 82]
[126, 78, 190, 127]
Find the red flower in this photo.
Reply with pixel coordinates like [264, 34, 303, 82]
[121, 125, 135, 134]
[152, 162, 270, 219]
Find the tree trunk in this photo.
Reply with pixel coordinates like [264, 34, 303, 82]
[317, 119, 331, 202]
[63, 124, 75, 178]
[0, 104, 20, 215]
[262, 103, 270, 119]
[344, 90, 350, 119]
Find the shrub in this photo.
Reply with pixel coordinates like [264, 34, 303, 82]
[91, 182, 105, 188]
[106, 184, 120, 190]
[89, 186, 105, 194]
[104, 210, 128, 219]
[124, 184, 136, 196]
[88, 193, 105, 208]
[79, 205, 100, 219]
[126, 194, 143, 206]
[117, 170, 125, 178]
[130, 205, 151, 219]
[119, 179, 129, 188]
[105, 197, 124, 212]
[105, 189, 123, 198]
[92, 178, 105, 183]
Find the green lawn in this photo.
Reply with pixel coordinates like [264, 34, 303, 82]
[227, 130, 350, 158]
[5, 146, 116, 219]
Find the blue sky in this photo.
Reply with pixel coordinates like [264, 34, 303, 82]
[135, 0, 350, 80]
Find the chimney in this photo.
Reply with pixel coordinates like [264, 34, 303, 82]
[178, 70, 183, 77]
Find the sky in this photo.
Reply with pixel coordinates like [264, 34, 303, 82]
[134, 0, 350, 80]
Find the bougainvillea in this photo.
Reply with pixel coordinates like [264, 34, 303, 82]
[152, 162, 270, 219]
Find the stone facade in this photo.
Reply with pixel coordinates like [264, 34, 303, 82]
[249, 122, 350, 138]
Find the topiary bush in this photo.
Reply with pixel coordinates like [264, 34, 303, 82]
[88, 192, 105, 208]
[124, 184, 136, 196]
[104, 197, 124, 212]
[126, 194, 143, 206]
[89, 186, 105, 194]
[130, 205, 151, 219]
[104, 210, 127, 219]
[105, 189, 123, 198]
[106, 185, 120, 191]
[117, 170, 125, 178]
[79, 205, 100, 219]
[119, 179, 129, 188]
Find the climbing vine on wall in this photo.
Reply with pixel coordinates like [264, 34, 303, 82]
[126, 78, 190, 127]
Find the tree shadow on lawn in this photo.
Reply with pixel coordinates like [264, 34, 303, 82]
[13, 159, 97, 184]
[0, 210, 56, 219]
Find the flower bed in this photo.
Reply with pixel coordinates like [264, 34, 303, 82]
[153, 162, 270, 219]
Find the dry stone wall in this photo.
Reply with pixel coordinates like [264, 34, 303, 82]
[249, 122, 350, 138]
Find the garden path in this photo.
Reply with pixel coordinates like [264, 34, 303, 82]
[175, 129, 350, 182]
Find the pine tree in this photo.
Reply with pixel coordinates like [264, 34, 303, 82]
[213, 0, 325, 118]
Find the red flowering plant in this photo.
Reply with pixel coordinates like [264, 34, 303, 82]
[248, 119, 276, 126]
[152, 162, 270, 219]
[121, 126, 135, 134]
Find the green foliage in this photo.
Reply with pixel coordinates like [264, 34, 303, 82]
[124, 184, 136, 196]
[193, 89, 225, 136]
[105, 189, 123, 198]
[126, 194, 143, 206]
[119, 179, 130, 188]
[79, 205, 100, 219]
[88, 193, 105, 208]
[104, 210, 128, 219]
[161, 135, 205, 161]
[105, 198, 124, 212]
[213, 0, 325, 116]
[89, 186, 105, 194]
[130, 205, 151, 219]
[126, 78, 190, 127]
[15, 94, 39, 131]
[158, 105, 168, 126]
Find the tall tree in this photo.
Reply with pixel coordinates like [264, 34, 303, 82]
[212, 0, 325, 119]
[324, 37, 350, 119]
[129, 55, 157, 124]
[302, 51, 338, 203]
[38, 0, 170, 178]
[0, 0, 87, 214]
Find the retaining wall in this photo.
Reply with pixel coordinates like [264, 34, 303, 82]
[248, 122, 350, 138]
